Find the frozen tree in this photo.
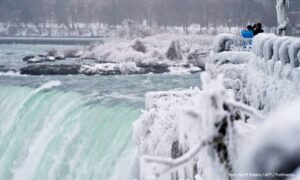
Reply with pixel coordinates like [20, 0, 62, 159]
[276, 0, 289, 36]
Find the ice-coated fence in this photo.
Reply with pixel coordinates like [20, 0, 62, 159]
[252, 33, 300, 77]
[136, 33, 300, 180]
[210, 33, 300, 111]
[136, 75, 264, 180]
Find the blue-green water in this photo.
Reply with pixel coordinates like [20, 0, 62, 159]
[0, 44, 201, 180]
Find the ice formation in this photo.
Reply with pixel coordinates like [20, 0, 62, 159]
[276, 0, 289, 36]
[135, 32, 300, 180]
[240, 98, 300, 180]
[79, 34, 212, 75]
[213, 33, 236, 53]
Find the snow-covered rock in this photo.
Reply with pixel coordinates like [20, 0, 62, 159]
[213, 33, 236, 53]
[166, 40, 182, 60]
[131, 40, 147, 53]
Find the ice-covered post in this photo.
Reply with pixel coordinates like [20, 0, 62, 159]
[276, 0, 289, 36]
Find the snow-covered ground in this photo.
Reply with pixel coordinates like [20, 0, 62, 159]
[19, 33, 214, 75]
[134, 33, 300, 180]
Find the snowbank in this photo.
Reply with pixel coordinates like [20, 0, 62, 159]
[18, 33, 212, 75]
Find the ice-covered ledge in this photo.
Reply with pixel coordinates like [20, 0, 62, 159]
[134, 33, 300, 180]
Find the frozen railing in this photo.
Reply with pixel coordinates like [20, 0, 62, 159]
[251, 33, 300, 80]
[138, 75, 264, 180]
[212, 33, 300, 79]
[212, 33, 254, 53]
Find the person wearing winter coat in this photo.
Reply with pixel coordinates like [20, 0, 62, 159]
[241, 25, 254, 38]
[241, 25, 254, 50]
[253, 23, 264, 36]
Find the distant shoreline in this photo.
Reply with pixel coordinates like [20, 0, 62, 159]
[0, 36, 105, 45]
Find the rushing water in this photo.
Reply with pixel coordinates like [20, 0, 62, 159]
[0, 44, 201, 180]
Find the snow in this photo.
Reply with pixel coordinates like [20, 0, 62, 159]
[75, 34, 213, 75]
[168, 65, 201, 74]
[239, 97, 300, 178]
[80, 63, 126, 75]
[211, 51, 254, 65]
[135, 32, 300, 180]
[82, 34, 212, 65]
[213, 33, 236, 53]
[0, 22, 241, 38]
[135, 73, 264, 180]
[133, 89, 200, 157]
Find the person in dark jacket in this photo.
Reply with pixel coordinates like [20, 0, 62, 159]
[253, 23, 264, 36]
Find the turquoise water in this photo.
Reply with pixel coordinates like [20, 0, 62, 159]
[0, 44, 201, 180]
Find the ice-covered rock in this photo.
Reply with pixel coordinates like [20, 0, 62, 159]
[20, 64, 81, 75]
[131, 40, 147, 53]
[79, 62, 171, 75]
[80, 63, 122, 75]
[63, 47, 84, 58]
[22, 55, 35, 62]
[187, 49, 208, 69]
[47, 48, 62, 57]
[168, 64, 201, 74]
[213, 33, 236, 53]
[166, 40, 182, 60]
[27, 57, 44, 63]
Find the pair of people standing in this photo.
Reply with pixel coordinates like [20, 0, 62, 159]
[241, 23, 264, 38]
